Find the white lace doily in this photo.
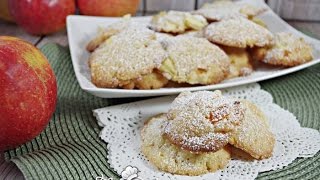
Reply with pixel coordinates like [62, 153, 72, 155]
[94, 83, 320, 180]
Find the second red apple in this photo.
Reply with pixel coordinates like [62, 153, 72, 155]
[9, 0, 76, 35]
[78, 0, 140, 17]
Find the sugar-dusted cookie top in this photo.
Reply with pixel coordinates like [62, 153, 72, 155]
[252, 32, 313, 67]
[164, 91, 245, 153]
[229, 100, 275, 159]
[150, 11, 208, 34]
[205, 18, 274, 48]
[89, 26, 167, 89]
[87, 15, 136, 52]
[159, 36, 230, 85]
[193, 0, 266, 21]
[141, 113, 231, 176]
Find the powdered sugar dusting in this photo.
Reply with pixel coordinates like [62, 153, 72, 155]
[262, 32, 313, 66]
[164, 91, 245, 153]
[193, 0, 266, 21]
[89, 23, 167, 87]
[205, 18, 274, 48]
[160, 36, 230, 83]
[151, 11, 208, 33]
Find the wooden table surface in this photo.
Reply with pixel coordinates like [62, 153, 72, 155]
[0, 19, 319, 180]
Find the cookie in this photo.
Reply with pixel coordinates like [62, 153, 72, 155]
[164, 91, 245, 153]
[193, 0, 266, 21]
[193, 1, 245, 22]
[89, 27, 168, 89]
[177, 30, 204, 38]
[87, 15, 133, 52]
[205, 18, 274, 48]
[141, 114, 231, 176]
[150, 11, 208, 34]
[239, 3, 267, 19]
[159, 36, 230, 85]
[251, 32, 313, 67]
[135, 70, 169, 90]
[220, 46, 253, 78]
[229, 100, 275, 159]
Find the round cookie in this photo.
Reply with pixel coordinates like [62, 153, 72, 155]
[141, 114, 231, 176]
[164, 91, 245, 153]
[87, 15, 133, 52]
[229, 100, 275, 159]
[205, 18, 274, 48]
[193, 1, 245, 22]
[159, 36, 230, 85]
[89, 26, 168, 89]
[150, 11, 208, 34]
[193, 1, 266, 21]
[251, 32, 313, 67]
[220, 46, 253, 79]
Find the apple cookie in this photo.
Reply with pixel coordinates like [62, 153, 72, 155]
[229, 100, 275, 159]
[220, 46, 253, 78]
[164, 91, 245, 153]
[165, 90, 275, 159]
[150, 11, 208, 34]
[205, 18, 274, 48]
[89, 27, 168, 89]
[251, 32, 313, 67]
[159, 36, 230, 85]
[87, 15, 133, 52]
[141, 113, 231, 176]
[193, 0, 266, 22]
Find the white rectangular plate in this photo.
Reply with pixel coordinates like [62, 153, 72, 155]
[67, 0, 320, 98]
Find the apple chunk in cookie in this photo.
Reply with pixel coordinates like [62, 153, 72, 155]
[159, 36, 230, 85]
[150, 11, 208, 34]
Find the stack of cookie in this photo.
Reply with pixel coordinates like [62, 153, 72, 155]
[141, 90, 275, 176]
[86, 0, 313, 89]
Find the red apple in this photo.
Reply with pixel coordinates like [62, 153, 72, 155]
[0, 36, 57, 151]
[9, 0, 76, 35]
[78, 0, 140, 17]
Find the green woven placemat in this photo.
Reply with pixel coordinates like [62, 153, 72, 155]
[5, 43, 320, 180]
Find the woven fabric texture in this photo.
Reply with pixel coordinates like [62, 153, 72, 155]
[5, 43, 320, 180]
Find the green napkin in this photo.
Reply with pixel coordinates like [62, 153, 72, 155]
[5, 43, 320, 180]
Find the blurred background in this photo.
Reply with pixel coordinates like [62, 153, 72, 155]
[138, 0, 320, 21]
[132, 0, 320, 21]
